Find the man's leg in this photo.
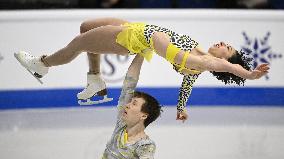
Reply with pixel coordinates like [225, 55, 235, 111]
[78, 18, 129, 105]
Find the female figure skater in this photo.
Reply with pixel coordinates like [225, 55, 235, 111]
[14, 18, 269, 121]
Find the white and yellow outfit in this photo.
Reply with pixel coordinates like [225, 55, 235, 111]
[102, 75, 156, 159]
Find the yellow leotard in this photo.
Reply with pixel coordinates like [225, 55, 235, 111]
[116, 22, 201, 114]
[116, 22, 154, 62]
[116, 22, 201, 74]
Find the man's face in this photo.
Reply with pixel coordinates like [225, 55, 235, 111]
[122, 97, 147, 126]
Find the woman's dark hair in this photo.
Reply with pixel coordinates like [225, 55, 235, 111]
[210, 50, 253, 86]
[134, 91, 162, 128]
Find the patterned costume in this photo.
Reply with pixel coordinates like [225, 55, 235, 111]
[102, 75, 156, 159]
[116, 22, 201, 112]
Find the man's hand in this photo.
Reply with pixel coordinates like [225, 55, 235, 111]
[247, 63, 269, 80]
[176, 109, 189, 123]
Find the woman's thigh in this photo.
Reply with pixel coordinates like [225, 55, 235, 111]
[81, 18, 129, 32]
[78, 25, 129, 55]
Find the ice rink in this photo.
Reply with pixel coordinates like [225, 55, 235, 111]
[1, 106, 284, 159]
[1, 9, 284, 159]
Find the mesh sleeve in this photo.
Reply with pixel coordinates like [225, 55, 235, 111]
[177, 74, 200, 113]
[117, 75, 138, 113]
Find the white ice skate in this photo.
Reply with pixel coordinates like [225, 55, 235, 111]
[14, 51, 49, 84]
[77, 74, 113, 105]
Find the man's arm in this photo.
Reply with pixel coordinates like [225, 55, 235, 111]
[117, 54, 144, 115]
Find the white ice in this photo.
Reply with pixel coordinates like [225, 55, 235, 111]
[0, 106, 284, 159]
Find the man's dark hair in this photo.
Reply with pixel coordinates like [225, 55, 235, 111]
[134, 91, 162, 128]
[210, 50, 253, 86]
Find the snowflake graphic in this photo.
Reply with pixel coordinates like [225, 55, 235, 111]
[241, 32, 282, 80]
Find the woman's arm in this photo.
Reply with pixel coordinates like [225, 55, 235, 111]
[150, 32, 268, 80]
[176, 75, 199, 112]
[176, 74, 199, 122]
[191, 55, 268, 80]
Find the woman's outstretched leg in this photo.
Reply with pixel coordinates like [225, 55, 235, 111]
[43, 25, 128, 67]
[14, 25, 128, 84]
[80, 18, 128, 74]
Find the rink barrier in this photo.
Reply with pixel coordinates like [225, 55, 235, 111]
[0, 87, 283, 109]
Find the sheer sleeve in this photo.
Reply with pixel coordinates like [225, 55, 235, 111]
[177, 74, 200, 113]
[117, 75, 138, 117]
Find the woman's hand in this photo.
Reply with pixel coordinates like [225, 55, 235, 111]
[176, 109, 189, 123]
[247, 63, 269, 80]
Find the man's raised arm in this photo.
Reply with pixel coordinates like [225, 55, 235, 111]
[117, 54, 144, 114]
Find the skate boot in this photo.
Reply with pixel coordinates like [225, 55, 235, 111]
[14, 51, 49, 84]
[77, 73, 113, 105]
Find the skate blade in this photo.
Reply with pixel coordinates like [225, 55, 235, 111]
[14, 53, 43, 84]
[78, 97, 113, 106]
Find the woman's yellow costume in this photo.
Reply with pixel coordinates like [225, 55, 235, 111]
[116, 22, 201, 74]
[116, 22, 154, 62]
[116, 22, 202, 112]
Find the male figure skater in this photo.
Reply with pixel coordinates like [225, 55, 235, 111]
[102, 54, 162, 158]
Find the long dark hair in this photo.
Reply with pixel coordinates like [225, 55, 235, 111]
[210, 50, 253, 86]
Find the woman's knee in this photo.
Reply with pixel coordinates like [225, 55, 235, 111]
[80, 20, 103, 33]
[80, 18, 124, 34]
[80, 21, 91, 33]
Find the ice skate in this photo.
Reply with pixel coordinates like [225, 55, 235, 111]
[77, 74, 113, 105]
[14, 51, 49, 84]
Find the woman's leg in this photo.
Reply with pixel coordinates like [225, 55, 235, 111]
[80, 18, 129, 74]
[43, 25, 129, 67]
[77, 18, 129, 104]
